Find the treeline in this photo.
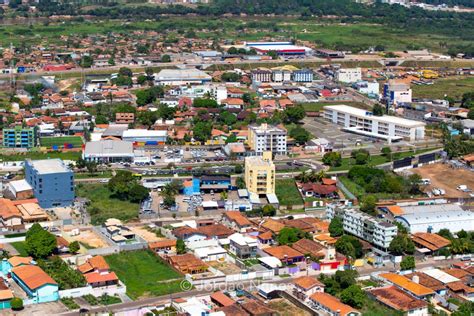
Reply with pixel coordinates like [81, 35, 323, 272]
[422, 0, 474, 8]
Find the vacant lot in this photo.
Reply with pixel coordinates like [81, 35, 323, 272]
[276, 179, 303, 206]
[412, 76, 474, 100]
[75, 183, 139, 224]
[68, 229, 108, 249]
[11, 241, 29, 257]
[40, 136, 83, 148]
[411, 163, 474, 198]
[267, 298, 311, 316]
[105, 250, 183, 300]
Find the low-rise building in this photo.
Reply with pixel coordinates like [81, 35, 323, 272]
[115, 112, 135, 125]
[83, 140, 134, 163]
[368, 286, 428, 316]
[263, 245, 304, 265]
[167, 253, 207, 274]
[229, 233, 258, 259]
[384, 80, 412, 105]
[336, 68, 362, 83]
[154, 68, 212, 86]
[324, 104, 425, 141]
[310, 292, 360, 316]
[122, 129, 167, 145]
[378, 273, 435, 299]
[11, 264, 59, 303]
[292, 276, 325, 301]
[222, 211, 252, 232]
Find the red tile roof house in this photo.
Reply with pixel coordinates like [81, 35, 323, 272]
[292, 276, 325, 301]
[78, 256, 119, 288]
[298, 182, 338, 199]
[263, 245, 305, 265]
[310, 292, 360, 316]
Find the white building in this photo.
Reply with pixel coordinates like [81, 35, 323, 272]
[336, 68, 362, 83]
[354, 80, 379, 97]
[343, 209, 397, 252]
[395, 204, 474, 233]
[248, 123, 287, 154]
[323, 105, 425, 141]
[83, 140, 134, 163]
[154, 68, 212, 86]
[121, 129, 168, 144]
[384, 80, 412, 105]
[194, 246, 227, 262]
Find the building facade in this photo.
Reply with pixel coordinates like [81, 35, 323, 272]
[293, 69, 314, 82]
[248, 123, 287, 154]
[2, 126, 37, 148]
[342, 209, 397, 252]
[384, 80, 412, 105]
[251, 69, 272, 83]
[323, 105, 425, 141]
[244, 152, 275, 196]
[24, 159, 74, 208]
[336, 68, 362, 83]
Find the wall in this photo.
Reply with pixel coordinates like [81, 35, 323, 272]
[58, 282, 127, 298]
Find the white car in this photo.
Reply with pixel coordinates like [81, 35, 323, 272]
[438, 188, 446, 195]
[432, 188, 441, 196]
[457, 185, 468, 191]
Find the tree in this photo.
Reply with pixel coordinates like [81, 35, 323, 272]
[118, 67, 133, 77]
[277, 227, 311, 246]
[400, 256, 415, 271]
[25, 223, 57, 259]
[161, 54, 171, 63]
[193, 121, 212, 142]
[329, 217, 344, 237]
[11, 297, 23, 311]
[262, 205, 276, 217]
[389, 234, 415, 255]
[85, 161, 97, 175]
[176, 239, 186, 254]
[227, 46, 238, 54]
[80, 55, 93, 68]
[351, 149, 370, 165]
[283, 105, 305, 124]
[137, 74, 147, 85]
[138, 111, 159, 128]
[69, 241, 80, 254]
[267, 50, 278, 59]
[381, 147, 391, 159]
[128, 184, 149, 202]
[359, 195, 377, 215]
[157, 103, 176, 120]
[107, 170, 149, 202]
[438, 228, 454, 240]
[372, 103, 385, 116]
[289, 126, 310, 144]
[335, 235, 363, 259]
[221, 72, 241, 82]
[452, 301, 474, 316]
[322, 152, 342, 167]
[340, 285, 366, 308]
[334, 269, 358, 289]
[468, 108, 474, 120]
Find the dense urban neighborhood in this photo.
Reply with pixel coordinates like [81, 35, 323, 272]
[0, 0, 472, 315]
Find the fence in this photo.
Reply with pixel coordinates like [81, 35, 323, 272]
[59, 282, 127, 299]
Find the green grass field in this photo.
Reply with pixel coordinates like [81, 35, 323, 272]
[75, 183, 139, 224]
[104, 250, 183, 300]
[0, 151, 82, 161]
[412, 76, 474, 100]
[40, 136, 83, 148]
[275, 179, 303, 206]
[11, 241, 29, 257]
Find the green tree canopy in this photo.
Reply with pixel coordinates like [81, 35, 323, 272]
[25, 223, 57, 259]
[340, 285, 366, 308]
[277, 227, 311, 246]
[400, 256, 415, 271]
[329, 217, 344, 237]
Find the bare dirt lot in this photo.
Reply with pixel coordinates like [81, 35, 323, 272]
[411, 163, 474, 198]
[68, 229, 108, 249]
[267, 298, 312, 316]
[129, 225, 160, 242]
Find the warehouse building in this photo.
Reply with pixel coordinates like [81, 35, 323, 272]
[395, 204, 474, 233]
[83, 140, 134, 163]
[122, 129, 168, 145]
[245, 41, 312, 56]
[154, 68, 212, 86]
[323, 105, 425, 141]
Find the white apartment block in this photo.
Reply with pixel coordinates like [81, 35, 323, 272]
[343, 209, 397, 252]
[336, 68, 362, 83]
[323, 105, 425, 141]
[248, 123, 287, 155]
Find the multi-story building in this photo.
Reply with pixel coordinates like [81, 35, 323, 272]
[115, 112, 135, 125]
[248, 123, 287, 154]
[244, 152, 275, 196]
[384, 80, 412, 105]
[24, 159, 74, 208]
[336, 68, 362, 83]
[272, 70, 292, 82]
[323, 105, 425, 141]
[251, 69, 272, 83]
[342, 209, 397, 252]
[2, 126, 37, 148]
[293, 69, 314, 82]
[228, 233, 258, 259]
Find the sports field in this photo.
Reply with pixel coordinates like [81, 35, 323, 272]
[40, 136, 83, 148]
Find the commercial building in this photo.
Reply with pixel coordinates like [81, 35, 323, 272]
[244, 152, 275, 196]
[395, 204, 474, 233]
[342, 209, 397, 252]
[251, 69, 272, 83]
[323, 105, 425, 141]
[122, 129, 167, 144]
[245, 41, 312, 56]
[248, 123, 287, 154]
[154, 68, 212, 86]
[2, 126, 37, 148]
[384, 80, 412, 105]
[336, 68, 362, 83]
[83, 140, 134, 163]
[354, 80, 380, 98]
[293, 69, 314, 82]
[25, 159, 74, 208]
[11, 264, 59, 303]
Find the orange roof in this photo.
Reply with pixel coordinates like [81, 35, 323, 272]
[0, 288, 13, 301]
[88, 256, 109, 271]
[224, 211, 252, 227]
[222, 98, 244, 105]
[310, 292, 358, 316]
[149, 239, 177, 249]
[8, 256, 32, 267]
[386, 205, 404, 216]
[258, 231, 273, 240]
[84, 271, 118, 284]
[293, 276, 324, 290]
[0, 198, 22, 220]
[411, 233, 450, 251]
[321, 178, 337, 186]
[210, 291, 235, 307]
[12, 265, 57, 290]
[369, 286, 427, 312]
[379, 273, 435, 297]
[261, 219, 285, 234]
[264, 245, 304, 260]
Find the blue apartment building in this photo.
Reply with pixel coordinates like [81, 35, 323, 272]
[2, 126, 37, 148]
[25, 159, 74, 208]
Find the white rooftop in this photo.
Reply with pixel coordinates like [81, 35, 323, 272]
[202, 200, 219, 208]
[229, 233, 258, 247]
[156, 68, 211, 81]
[325, 105, 425, 127]
[27, 159, 70, 174]
[258, 256, 282, 268]
[84, 140, 133, 157]
[8, 179, 32, 194]
[422, 268, 460, 284]
[194, 246, 227, 258]
[122, 129, 168, 138]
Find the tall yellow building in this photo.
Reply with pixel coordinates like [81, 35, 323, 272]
[244, 152, 275, 196]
